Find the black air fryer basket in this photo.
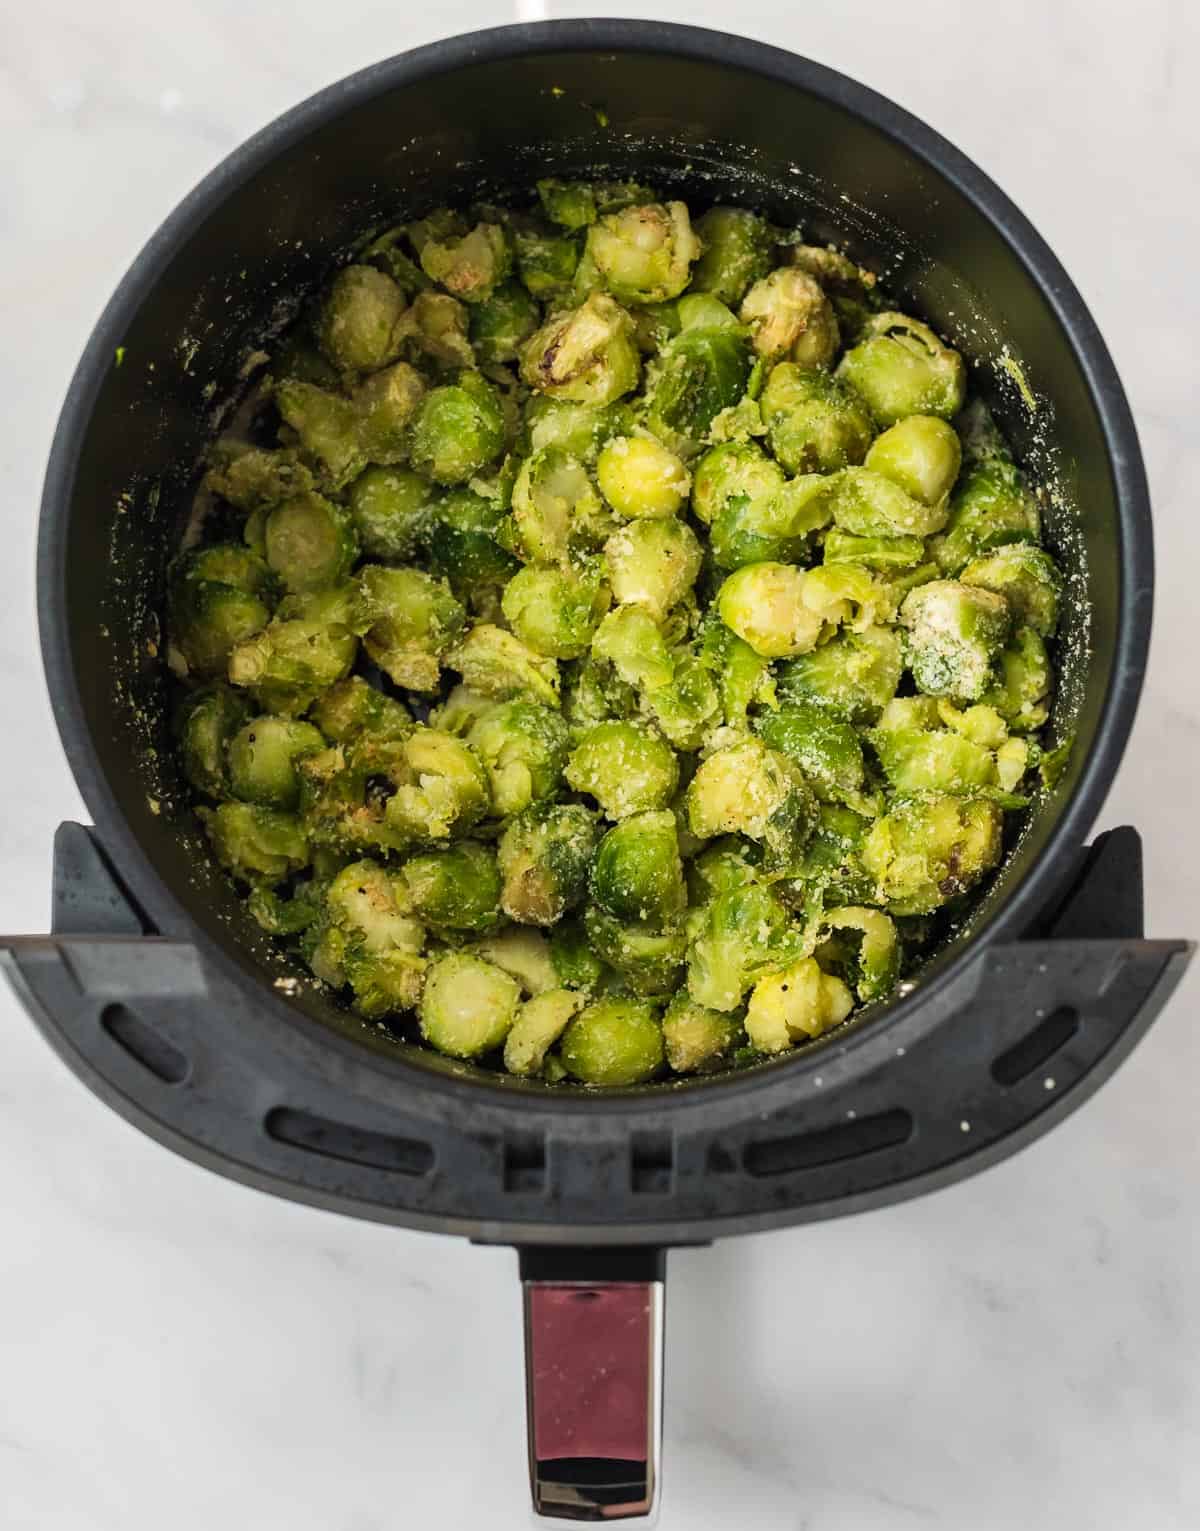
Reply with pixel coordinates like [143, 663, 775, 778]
[3, 22, 1191, 1522]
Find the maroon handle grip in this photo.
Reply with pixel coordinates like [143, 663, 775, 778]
[521, 1252, 665, 1521]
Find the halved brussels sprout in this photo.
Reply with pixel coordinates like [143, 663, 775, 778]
[686, 836, 761, 907]
[836, 312, 966, 425]
[686, 737, 814, 870]
[510, 445, 604, 564]
[642, 326, 752, 459]
[309, 676, 410, 745]
[696, 615, 778, 726]
[591, 606, 675, 692]
[524, 396, 631, 463]
[862, 795, 1003, 914]
[419, 952, 520, 1058]
[590, 810, 686, 925]
[642, 654, 722, 752]
[560, 997, 665, 1085]
[520, 292, 641, 405]
[228, 715, 325, 809]
[228, 609, 358, 715]
[318, 264, 408, 374]
[686, 882, 802, 1012]
[409, 373, 506, 485]
[583, 908, 687, 999]
[587, 201, 700, 304]
[425, 489, 520, 602]
[174, 683, 251, 798]
[537, 179, 598, 230]
[775, 623, 903, 723]
[448, 623, 560, 707]
[690, 440, 785, 526]
[961, 544, 1061, 637]
[745, 957, 854, 1052]
[932, 456, 1040, 576]
[347, 466, 437, 561]
[504, 988, 585, 1075]
[275, 380, 366, 488]
[822, 529, 926, 570]
[514, 226, 581, 302]
[761, 363, 875, 475]
[716, 562, 823, 659]
[358, 564, 466, 693]
[201, 801, 309, 884]
[604, 517, 703, 620]
[414, 216, 512, 304]
[901, 579, 1012, 701]
[982, 627, 1052, 732]
[596, 434, 690, 519]
[501, 560, 609, 661]
[353, 361, 426, 464]
[307, 858, 426, 1017]
[470, 924, 560, 996]
[662, 992, 742, 1073]
[865, 415, 962, 506]
[710, 474, 832, 570]
[739, 266, 839, 367]
[398, 841, 502, 935]
[825, 466, 950, 538]
[690, 207, 774, 306]
[467, 701, 570, 819]
[565, 721, 679, 819]
[382, 727, 491, 846]
[169, 545, 275, 679]
[868, 716, 997, 796]
[402, 290, 475, 370]
[205, 445, 314, 513]
[263, 493, 359, 594]
[757, 703, 867, 805]
[498, 802, 598, 926]
[469, 281, 540, 364]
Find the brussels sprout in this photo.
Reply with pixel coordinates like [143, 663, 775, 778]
[745, 957, 855, 1052]
[865, 415, 962, 506]
[426, 684, 492, 739]
[349, 360, 426, 465]
[397, 841, 502, 934]
[786, 242, 878, 295]
[604, 517, 703, 619]
[739, 266, 839, 367]
[537, 179, 597, 230]
[761, 363, 875, 475]
[358, 564, 466, 692]
[309, 676, 410, 744]
[961, 544, 1061, 637]
[228, 610, 358, 715]
[263, 492, 358, 594]
[901, 579, 1011, 701]
[347, 466, 437, 561]
[868, 715, 997, 795]
[862, 795, 1003, 914]
[383, 727, 491, 845]
[716, 562, 822, 659]
[710, 473, 832, 570]
[174, 683, 251, 799]
[468, 281, 539, 364]
[206, 446, 314, 513]
[520, 292, 641, 406]
[470, 925, 559, 996]
[228, 715, 325, 809]
[642, 326, 752, 459]
[467, 701, 569, 818]
[825, 466, 950, 538]
[675, 293, 741, 334]
[201, 801, 309, 884]
[591, 606, 674, 692]
[401, 290, 475, 370]
[690, 207, 773, 306]
[360, 224, 434, 296]
[690, 441, 785, 526]
[686, 737, 814, 870]
[686, 882, 802, 1012]
[565, 721, 679, 818]
[596, 434, 690, 519]
[931, 456, 1041, 576]
[587, 201, 700, 304]
[590, 810, 685, 925]
[836, 312, 966, 425]
[775, 623, 902, 723]
[936, 698, 1010, 749]
[524, 396, 630, 463]
[549, 918, 608, 991]
[419, 952, 520, 1058]
[409, 373, 506, 485]
[448, 623, 560, 706]
[248, 881, 323, 936]
[504, 988, 585, 1075]
[514, 227, 581, 301]
[822, 529, 926, 570]
[306, 859, 426, 1017]
[425, 489, 520, 602]
[642, 654, 722, 752]
[788, 804, 875, 909]
[799, 563, 893, 636]
[413, 219, 511, 305]
[583, 909, 686, 999]
[982, 626, 1052, 732]
[510, 445, 604, 564]
[318, 265, 407, 374]
[757, 703, 867, 805]
[561, 655, 638, 738]
[497, 802, 598, 927]
[686, 837, 761, 908]
[696, 615, 777, 726]
[560, 997, 665, 1085]
[662, 993, 742, 1073]
[275, 380, 366, 488]
[169, 547, 274, 679]
[501, 561, 609, 660]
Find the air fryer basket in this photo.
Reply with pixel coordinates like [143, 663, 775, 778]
[5, 22, 1191, 1523]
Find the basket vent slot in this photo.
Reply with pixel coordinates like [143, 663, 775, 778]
[101, 1003, 189, 1084]
[504, 1132, 547, 1192]
[991, 1006, 1080, 1086]
[744, 1108, 912, 1178]
[265, 1108, 433, 1176]
[631, 1132, 673, 1194]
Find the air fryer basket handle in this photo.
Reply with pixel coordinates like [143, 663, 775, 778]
[519, 1248, 665, 1522]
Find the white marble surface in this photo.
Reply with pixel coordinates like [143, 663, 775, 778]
[2, 3, 1199, 1527]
